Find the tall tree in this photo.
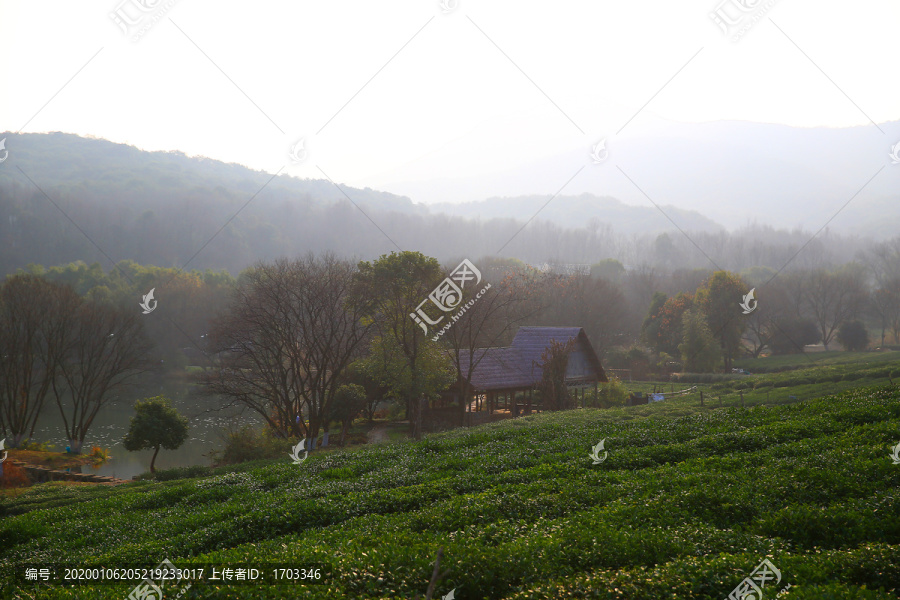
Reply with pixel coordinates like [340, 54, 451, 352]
[353, 251, 446, 440]
[694, 271, 747, 370]
[869, 278, 900, 346]
[50, 300, 154, 454]
[679, 308, 721, 373]
[538, 339, 577, 410]
[643, 292, 695, 359]
[0, 276, 75, 447]
[804, 266, 868, 350]
[204, 254, 372, 448]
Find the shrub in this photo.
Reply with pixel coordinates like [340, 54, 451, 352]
[589, 378, 627, 408]
[88, 446, 111, 465]
[673, 373, 734, 383]
[19, 440, 56, 452]
[0, 462, 31, 488]
[837, 320, 869, 351]
[207, 425, 298, 467]
[147, 465, 214, 481]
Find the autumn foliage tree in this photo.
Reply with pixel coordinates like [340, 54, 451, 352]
[642, 292, 694, 357]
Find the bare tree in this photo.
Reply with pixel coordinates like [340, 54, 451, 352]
[870, 278, 900, 346]
[204, 254, 372, 448]
[804, 266, 869, 350]
[441, 266, 547, 425]
[0, 276, 74, 447]
[50, 301, 153, 454]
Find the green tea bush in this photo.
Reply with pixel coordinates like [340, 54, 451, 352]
[587, 378, 627, 408]
[207, 424, 299, 466]
[2, 385, 900, 599]
[145, 464, 213, 481]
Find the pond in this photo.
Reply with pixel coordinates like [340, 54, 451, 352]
[22, 376, 262, 481]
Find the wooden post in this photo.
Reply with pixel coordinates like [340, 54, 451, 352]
[700, 390, 703, 406]
[740, 389, 744, 407]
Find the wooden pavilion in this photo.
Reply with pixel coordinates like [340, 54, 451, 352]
[453, 326, 608, 423]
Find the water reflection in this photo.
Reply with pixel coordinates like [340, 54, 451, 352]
[28, 379, 261, 481]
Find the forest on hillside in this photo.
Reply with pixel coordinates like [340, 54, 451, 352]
[0, 132, 878, 277]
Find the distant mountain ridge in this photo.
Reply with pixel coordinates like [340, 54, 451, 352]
[0, 130, 886, 278]
[0, 131, 423, 216]
[376, 119, 900, 235]
[432, 193, 724, 235]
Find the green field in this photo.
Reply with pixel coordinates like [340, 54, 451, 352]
[2, 378, 899, 599]
[733, 350, 900, 372]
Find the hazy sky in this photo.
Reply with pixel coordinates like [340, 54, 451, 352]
[2, 0, 898, 198]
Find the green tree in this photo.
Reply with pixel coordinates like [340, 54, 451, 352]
[122, 396, 189, 473]
[360, 336, 454, 428]
[694, 271, 747, 370]
[836, 320, 869, 351]
[640, 292, 668, 349]
[589, 258, 625, 282]
[328, 384, 367, 447]
[353, 251, 447, 440]
[678, 308, 721, 373]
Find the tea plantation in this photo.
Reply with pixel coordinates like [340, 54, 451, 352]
[1, 385, 899, 599]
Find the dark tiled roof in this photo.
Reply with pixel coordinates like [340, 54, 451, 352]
[460, 327, 607, 391]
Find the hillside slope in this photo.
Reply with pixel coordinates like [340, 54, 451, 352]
[1, 387, 899, 599]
